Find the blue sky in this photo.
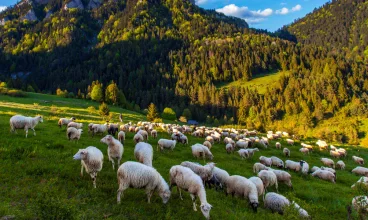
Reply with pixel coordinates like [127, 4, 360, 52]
[1, 0, 330, 31]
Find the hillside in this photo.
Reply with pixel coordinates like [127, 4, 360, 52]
[0, 93, 368, 219]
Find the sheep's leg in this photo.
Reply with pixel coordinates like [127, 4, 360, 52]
[146, 189, 153, 203]
[178, 187, 183, 200]
[25, 128, 28, 138]
[117, 158, 121, 168]
[90, 172, 97, 188]
[117, 184, 128, 204]
[190, 194, 197, 211]
[80, 165, 84, 177]
[32, 128, 36, 136]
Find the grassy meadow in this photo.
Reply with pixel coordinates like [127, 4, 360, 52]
[0, 93, 367, 219]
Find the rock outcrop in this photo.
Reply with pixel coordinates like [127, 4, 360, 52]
[64, 0, 84, 10]
[86, 0, 102, 9]
[21, 9, 38, 21]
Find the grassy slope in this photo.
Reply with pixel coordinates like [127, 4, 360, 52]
[0, 93, 366, 219]
[217, 71, 287, 94]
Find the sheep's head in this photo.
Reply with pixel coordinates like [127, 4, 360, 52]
[250, 201, 258, 212]
[73, 149, 87, 160]
[254, 148, 259, 152]
[78, 129, 83, 134]
[101, 135, 113, 144]
[300, 160, 305, 167]
[160, 189, 171, 204]
[200, 203, 212, 220]
[37, 116, 44, 123]
[71, 117, 76, 121]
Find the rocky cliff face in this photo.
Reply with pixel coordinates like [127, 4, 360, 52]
[21, 9, 38, 21]
[64, 0, 84, 10]
[86, 0, 102, 10]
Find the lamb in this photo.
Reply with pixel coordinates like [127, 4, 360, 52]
[211, 167, 230, 189]
[259, 156, 272, 167]
[300, 160, 309, 175]
[191, 144, 213, 160]
[92, 123, 108, 136]
[10, 115, 43, 138]
[264, 193, 309, 217]
[353, 156, 365, 165]
[352, 196, 368, 213]
[226, 143, 235, 154]
[58, 117, 75, 128]
[133, 133, 144, 144]
[275, 142, 281, 149]
[151, 130, 158, 139]
[283, 148, 290, 157]
[249, 176, 265, 199]
[203, 141, 212, 149]
[352, 166, 368, 177]
[225, 175, 259, 212]
[157, 139, 177, 151]
[169, 165, 212, 219]
[286, 139, 294, 145]
[246, 148, 259, 158]
[108, 123, 119, 136]
[321, 158, 335, 168]
[311, 169, 336, 183]
[67, 127, 83, 141]
[237, 149, 249, 159]
[118, 131, 125, 144]
[271, 156, 284, 168]
[253, 163, 267, 174]
[267, 168, 293, 189]
[285, 160, 302, 172]
[134, 142, 153, 167]
[351, 177, 368, 189]
[336, 160, 345, 170]
[73, 146, 103, 188]
[117, 161, 171, 204]
[67, 122, 83, 129]
[138, 130, 149, 141]
[181, 161, 215, 183]
[299, 148, 309, 155]
[258, 170, 278, 192]
[100, 135, 124, 170]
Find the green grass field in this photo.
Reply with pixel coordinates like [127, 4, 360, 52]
[217, 71, 287, 94]
[0, 93, 366, 219]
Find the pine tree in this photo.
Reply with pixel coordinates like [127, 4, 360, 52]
[147, 103, 159, 122]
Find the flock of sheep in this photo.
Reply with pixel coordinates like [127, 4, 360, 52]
[9, 114, 368, 218]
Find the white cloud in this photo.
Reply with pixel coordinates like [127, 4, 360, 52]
[216, 4, 273, 24]
[0, 6, 7, 12]
[291, 4, 302, 12]
[276, 7, 289, 15]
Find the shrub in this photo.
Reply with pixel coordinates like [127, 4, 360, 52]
[162, 107, 176, 120]
[6, 89, 26, 97]
[99, 102, 110, 119]
[153, 118, 163, 123]
[87, 106, 96, 115]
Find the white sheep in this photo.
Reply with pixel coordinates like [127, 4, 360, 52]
[191, 144, 213, 160]
[352, 196, 368, 213]
[336, 160, 345, 170]
[169, 165, 212, 219]
[237, 149, 249, 159]
[285, 160, 302, 172]
[330, 150, 341, 158]
[267, 168, 293, 189]
[117, 161, 171, 204]
[151, 130, 158, 139]
[246, 148, 259, 158]
[258, 170, 278, 192]
[249, 176, 265, 199]
[301, 143, 313, 152]
[134, 142, 153, 167]
[212, 167, 230, 188]
[118, 131, 125, 144]
[351, 177, 368, 189]
[300, 160, 309, 175]
[181, 161, 215, 183]
[283, 148, 290, 157]
[205, 136, 214, 145]
[264, 193, 309, 217]
[73, 146, 103, 188]
[352, 166, 368, 177]
[157, 139, 177, 151]
[321, 158, 335, 168]
[10, 115, 43, 138]
[321, 166, 336, 175]
[67, 122, 83, 129]
[275, 142, 281, 149]
[88, 123, 95, 134]
[316, 140, 328, 150]
[58, 117, 75, 128]
[138, 130, 149, 141]
[311, 166, 320, 173]
[271, 156, 284, 168]
[253, 163, 267, 174]
[226, 143, 234, 154]
[101, 135, 124, 170]
[67, 127, 83, 141]
[203, 141, 212, 149]
[236, 140, 249, 149]
[353, 156, 365, 165]
[92, 123, 108, 136]
[286, 139, 294, 145]
[259, 156, 272, 167]
[311, 169, 336, 183]
[225, 175, 259, 212]
[133, 133, 144, 144]
[299, 148, 309, 155]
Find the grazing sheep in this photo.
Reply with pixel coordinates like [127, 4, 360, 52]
[118, 131, 125, 144]
[275, 142, 281, 149]
[351, 177, 368, 189]
[253, 163, 267, 174]
[236, 140, 249, 149]
[203, 141, 212, 149]
[337, 148, 347, 158]
[10, 115, 43, 138]
[285, 160, 302, 172]
[92, 124, 108, 136]
[353, 156, 365, 165]
[300, 160, 309, 175]
[267, 168, 293, 189]
[67, 122, 83, 129]
[336, 160, 345, 170]
[134, 142, 153, 167]
[286, 139, 294, 145]
[283, 148, 290, 157]
[101, 135, 124, 170]
[226, 143, 235, 154]
[58, 117, 75, 128]
[108, 123, 119, 136]
[311, 170, 336, 183]
[316, 140, 328, 150]
[264, 193, 309, 217]
[352, 166, 368, 177]
[157, 139, 177, 151]
[321, 158, 335, 168]
[225, 175, 259, 212]
[259, 156, 272, 167]
[299, 148, 309, 155]
[330, 150, 341, 158]
[246, 148, 259, 158]
[301, 143, 314, 152]
[117, 161, 171, 204]
[191, 144, 213, 160]
[321, 167, 336, 175]
[258, 170, 278, 192]
[73, 146, 103, 188]
[205, 136, 215, 145]
[352, 196, 368, 213]
[211, 167, 230, 189]
[181, 161, 215, 183]
[133, 133, 144, 144]
[151, 130, 158, 139]
[67, 127, 83, 141]
[238, 149, 249, 159]
[205, 174, 222, 190]
[311, 166, 320, 173]
[271, 156, 284, 168]
[179, 135, 189, 144]
[88, 123, 95, 134]
[249, 176, 265, 199]
[169, 165, 212, 219]
[138, 130, 149, 141]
